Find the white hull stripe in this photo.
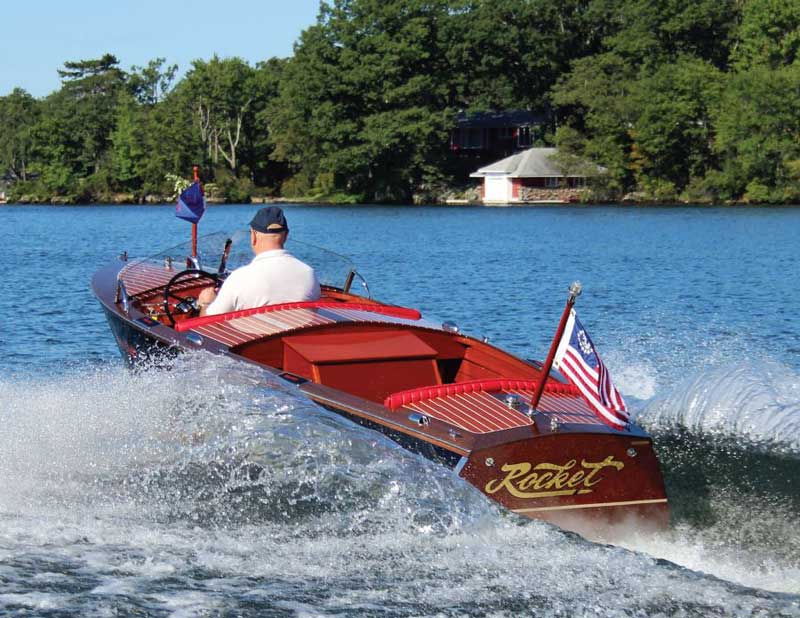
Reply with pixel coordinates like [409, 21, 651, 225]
[512, 498, 668, 514]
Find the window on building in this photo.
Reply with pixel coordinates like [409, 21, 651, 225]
[545, 177, 560, 188]
[466, 128, 483, 148]
[452, 128, 484, 149]
[517, 126, 531, 147]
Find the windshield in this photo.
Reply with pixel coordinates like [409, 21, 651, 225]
[133, 229, 368, 294]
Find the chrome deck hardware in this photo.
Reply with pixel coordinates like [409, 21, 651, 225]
[186, 332, 204, 346]
[408, 412, 430, 427]
[442, 321, 460, 333]
[503, 393, 525, 410]
[343, 269, 371, 298]
[115, 279, 130, 314]
[343, 270, 355, 293]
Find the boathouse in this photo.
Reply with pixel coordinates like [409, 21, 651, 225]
[470, 147, 600, 204]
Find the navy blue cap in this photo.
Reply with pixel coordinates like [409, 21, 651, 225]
[250, 206, 288, 234]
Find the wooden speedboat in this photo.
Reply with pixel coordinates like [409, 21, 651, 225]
[92, 230, 668, 533]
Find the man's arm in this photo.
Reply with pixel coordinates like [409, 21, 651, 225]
[197, 273, 239, 316]
[196, 287, 218, 317]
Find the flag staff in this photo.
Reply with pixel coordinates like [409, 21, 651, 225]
[191, 165, 200, 258]
[529, 281, 582, 412]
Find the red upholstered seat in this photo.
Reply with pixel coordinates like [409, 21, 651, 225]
[383, 378, 579, 410]
[175, 301, 421, 332]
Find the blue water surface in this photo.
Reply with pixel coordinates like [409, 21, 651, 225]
[316, 204, 794, 374]
[1, 203, 799, 617]
[1, 203, 797, 383]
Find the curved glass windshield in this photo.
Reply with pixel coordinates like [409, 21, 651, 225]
[135, 229, 366, 294]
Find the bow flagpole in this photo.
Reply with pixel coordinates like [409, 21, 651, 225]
[529, 281, 582, 412]
[191, 166, 199, 257]
[175, 166, 207, 260]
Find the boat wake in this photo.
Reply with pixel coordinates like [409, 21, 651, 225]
[1, 355, 799, 616]
[642, 360, 800, 453]
[620, 360, 800, 595]
[0, 354, 493, 532]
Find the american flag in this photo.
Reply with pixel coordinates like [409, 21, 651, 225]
[553, 309, 629, 429]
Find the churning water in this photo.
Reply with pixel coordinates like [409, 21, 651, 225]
[0, 204, 798, 616]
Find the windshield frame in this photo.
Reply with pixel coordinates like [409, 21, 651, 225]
[126, 229, 370, 296]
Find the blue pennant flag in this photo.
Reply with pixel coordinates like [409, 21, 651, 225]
[175, 181, 206, 224]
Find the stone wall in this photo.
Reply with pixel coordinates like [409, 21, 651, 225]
[518, 186, 582, 203]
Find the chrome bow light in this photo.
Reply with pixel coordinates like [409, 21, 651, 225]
[115, 279, 130, 314]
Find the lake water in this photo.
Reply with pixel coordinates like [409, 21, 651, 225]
[1, 203, 799, 617]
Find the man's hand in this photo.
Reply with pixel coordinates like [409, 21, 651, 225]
[197, 286, 217, 316]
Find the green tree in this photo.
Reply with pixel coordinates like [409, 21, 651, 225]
[0, 88, 39, 181]
[249, 57, 289, 189]
[137, 89, 202, 196]
[732, 0, 800, 70]
[628, 57, 723, 193]
[6, 0, 800, 204]
[110, 58, 197, 197]
[177, 56, 258, 174]
[590, 0, 738, 69]
[109, 93, 146, 191]
[712, 64, 800, 201]
[551, 53, 638, 193]
[128, 58, 179, 105]
[270, 0, 455, 200]
[27, 90, 85, 196]
[56, 53, 126, 177]
[443, 0, 598, 110]
[267, 21, 347, 193]
[551, 0, 738, 199]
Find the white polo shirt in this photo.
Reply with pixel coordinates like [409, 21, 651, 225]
[206, 249, 321, 316]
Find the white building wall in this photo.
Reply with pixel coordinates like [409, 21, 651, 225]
[483, 174, 511, 204]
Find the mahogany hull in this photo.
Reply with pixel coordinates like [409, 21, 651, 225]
[93, 258, 669, 533]
[461, 432, 668, 531]
[101, 305, 668, 530]
[100, 303, 468, 470]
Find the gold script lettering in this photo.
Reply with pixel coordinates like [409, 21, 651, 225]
[484, 456, 625, 499]
[484, 463, 531, 495]
[582, 456, 625, 487]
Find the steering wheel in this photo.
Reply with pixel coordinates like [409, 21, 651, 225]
[163, 269, 220, 326]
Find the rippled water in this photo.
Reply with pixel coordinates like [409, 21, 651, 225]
[1, 204, 799, 617]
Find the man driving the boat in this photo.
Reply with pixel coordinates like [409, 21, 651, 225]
[197, 206, 321, 316]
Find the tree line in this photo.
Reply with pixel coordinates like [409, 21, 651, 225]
[1, 0, 799, 204]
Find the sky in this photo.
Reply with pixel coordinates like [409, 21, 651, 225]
[0, 0, 322, 97]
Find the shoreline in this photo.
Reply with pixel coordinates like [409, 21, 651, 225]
[4, 199, 800, 208]
[5, 188, 799, 208]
